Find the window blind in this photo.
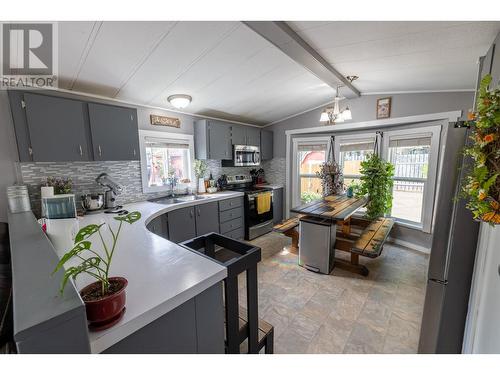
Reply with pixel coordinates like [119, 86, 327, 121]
[145, 137, 189, 149]
[340, 141, 375, 152]
[297, 143, 327, 152]
[389, 137, 431, 148]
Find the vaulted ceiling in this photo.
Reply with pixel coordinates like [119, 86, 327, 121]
[57, 21, 500, 125]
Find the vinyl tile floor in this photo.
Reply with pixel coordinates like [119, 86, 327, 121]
[238, 231, 429, 354]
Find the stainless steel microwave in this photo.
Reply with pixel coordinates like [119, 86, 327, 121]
[233, 145, 260, 166]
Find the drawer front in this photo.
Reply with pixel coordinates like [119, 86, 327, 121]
[220, 217, 243, 234]
[219, 206, 243, 223]
[219, 197, 243, 212]
[224, 226, 244, 240]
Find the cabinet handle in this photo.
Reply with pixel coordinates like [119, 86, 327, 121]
[28, 147, 33, 156]
[79, 145, 83, 156]
[98, 145, 102, 157]
[197, 208, 200, 217]
[133, 149, 136, 156]
[190, 209, 194, 218]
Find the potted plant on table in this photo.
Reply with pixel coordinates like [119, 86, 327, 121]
[356, 153, 395, 220]
[53, 211, 141, 330]
[462, 74, 500, 225]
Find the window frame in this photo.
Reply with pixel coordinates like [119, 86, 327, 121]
[138, 130, 195, 194]
[381, 125, 441, 232]
[334, 132, 377, 181]
[291, 136, 331, 208]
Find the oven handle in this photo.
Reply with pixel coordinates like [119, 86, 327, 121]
[247, 191, 273, 200]
[250, 220, 274, 229]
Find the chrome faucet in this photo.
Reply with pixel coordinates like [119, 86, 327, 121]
[169, 175, 178, 197]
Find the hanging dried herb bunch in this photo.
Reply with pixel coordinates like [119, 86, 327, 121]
[462, 74, 500, 225]
[316, 160, 344, 197]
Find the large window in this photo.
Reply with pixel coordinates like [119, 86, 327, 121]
[387, 136, 431, 224]
[139, 130, 194, 193]
[338, 137, 375, 186]
[292, 138, 329, 205]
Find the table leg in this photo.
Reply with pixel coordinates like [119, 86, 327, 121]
[333, 218, 370, 276]
[283, 227, 299, 254]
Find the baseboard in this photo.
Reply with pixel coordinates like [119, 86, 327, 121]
[387, 236, 431, 254]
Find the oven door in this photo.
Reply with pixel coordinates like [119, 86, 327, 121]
[246, 191, 274, 227]
[234, 145, 260, 166]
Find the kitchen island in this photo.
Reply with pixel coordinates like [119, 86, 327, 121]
[9, 191, 244, 353]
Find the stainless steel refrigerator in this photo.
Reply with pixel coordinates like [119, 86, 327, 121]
[418, 124, 480, 353]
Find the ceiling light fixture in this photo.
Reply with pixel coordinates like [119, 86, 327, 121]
[167, 94, 192, 109]
[320, 76, 358, 125]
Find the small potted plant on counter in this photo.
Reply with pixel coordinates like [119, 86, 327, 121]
[194, 159, 208, 194]
[53, 211, 141, 330]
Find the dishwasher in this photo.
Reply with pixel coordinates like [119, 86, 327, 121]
[298, 215, 336, 274]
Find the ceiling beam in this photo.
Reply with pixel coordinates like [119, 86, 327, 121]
[243, 21, 360, 98]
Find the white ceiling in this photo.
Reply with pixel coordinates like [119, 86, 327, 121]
[57, 21, 500, 125]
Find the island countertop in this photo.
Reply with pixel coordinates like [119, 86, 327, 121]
[10, 191, 244, 353]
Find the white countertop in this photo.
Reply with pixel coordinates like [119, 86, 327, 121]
[256, 183, 284, 190]
[73, 191, 243, 353]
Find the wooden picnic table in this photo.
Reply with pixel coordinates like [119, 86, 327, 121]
[290, 194, 371, 276]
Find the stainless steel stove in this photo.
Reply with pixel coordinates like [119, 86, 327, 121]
[225, 175, 274, 240]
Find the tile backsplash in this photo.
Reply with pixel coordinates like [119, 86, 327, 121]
[20, 158, 284, 216]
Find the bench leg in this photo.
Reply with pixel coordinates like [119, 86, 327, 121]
[264, 328, 274, 354]
[283, 228, 299, 254]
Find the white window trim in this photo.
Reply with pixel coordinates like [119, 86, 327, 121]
[381, 124, 441, 233]
[291, 136, 331, 208]
[334, 132, 377, 180]
[138, 130, 195, 194]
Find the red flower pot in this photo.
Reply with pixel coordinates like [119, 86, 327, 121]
[80, 276, 127, 330]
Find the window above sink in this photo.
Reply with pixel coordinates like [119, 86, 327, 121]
[138, 130, 195, 194]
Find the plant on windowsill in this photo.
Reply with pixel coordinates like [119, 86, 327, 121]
[194, 159, 207, 194]
[52, 211, 141, 330]
[462, 74, 500, 225]
[356, 153, 395, 220]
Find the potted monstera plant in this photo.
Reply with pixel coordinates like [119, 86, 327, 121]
[53, 211, 141, 330]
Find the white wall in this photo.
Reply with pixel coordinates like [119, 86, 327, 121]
[268, 91, 475, 157]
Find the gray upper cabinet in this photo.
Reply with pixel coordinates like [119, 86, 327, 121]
[260, 129, 273, 160]
[23, 93, 92, 162]
[230, 124, 260, 147]
[194, 119, 231, 160]
[167, 206, 197, 244]
[195, 201, 220, 236]
[88, 103, 140, 161]
[246, 127, 260, 147]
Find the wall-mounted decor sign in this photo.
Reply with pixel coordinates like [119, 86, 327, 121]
[150, 114, 181, 128]
[376, 97, 392, 119]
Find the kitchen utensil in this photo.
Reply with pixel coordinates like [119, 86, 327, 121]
[81, 193, 105, 211]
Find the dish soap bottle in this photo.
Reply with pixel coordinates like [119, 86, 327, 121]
[209, 172, 215, 188]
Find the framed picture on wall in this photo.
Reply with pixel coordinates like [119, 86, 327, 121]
[376, 97, 391, 119]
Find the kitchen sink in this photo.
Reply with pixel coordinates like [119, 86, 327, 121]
[148, 195, 209, 205]
[174, 195, 209, 202]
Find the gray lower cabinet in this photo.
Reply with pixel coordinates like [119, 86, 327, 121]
[23, 93, 92, 162]
[273, 187, 284, 224]
[194, 119, 232, 160]
[146, 214, 168, 239]
[219, 197, 244, 239]
[103, 283, 225, 354]
[168, 206, 196, 243]
[88, 103, 140, 161]
[261, 129, 273, 160]
[195, 201, 220, 236]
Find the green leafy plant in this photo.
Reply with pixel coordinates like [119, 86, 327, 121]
[301, 191, 322, 203]
[462, 74, 500, 225]
[45, 177, 72, 194]
[356, 153, 395, 220]
[52, 211, 141, 296]
[194, 159, 207, 178]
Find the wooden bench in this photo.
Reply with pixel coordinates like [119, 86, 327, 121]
[272, 216, 303, 252]
[351, 217, 394, 258]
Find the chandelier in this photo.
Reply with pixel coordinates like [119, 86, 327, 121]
[320, 76, 358, 125]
